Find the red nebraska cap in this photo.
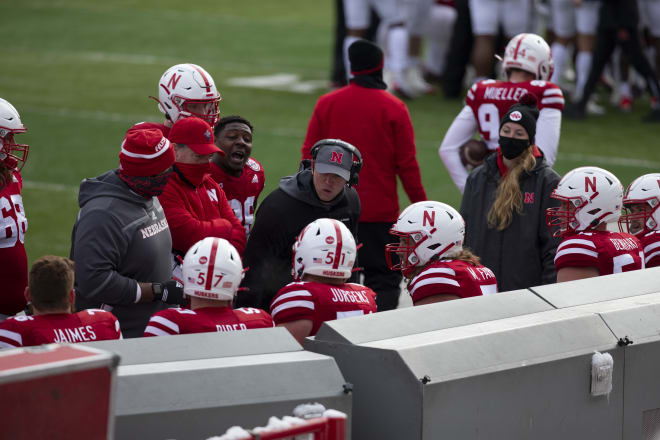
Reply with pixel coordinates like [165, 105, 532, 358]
[119, 129, 175, 176]
[168, 117, 223, 155]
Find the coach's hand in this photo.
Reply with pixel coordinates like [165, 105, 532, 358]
[152, 280, 185, 305]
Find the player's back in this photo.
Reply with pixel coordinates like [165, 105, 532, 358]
[271, 281, 377, 335]
[555, 230, 644, 275]
[143, 306, 273, 337]
[465, 79, 564, 150]
[407, 259, 498, 304]
[0, 309, 121, 348]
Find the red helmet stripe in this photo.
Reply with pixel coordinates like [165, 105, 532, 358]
[513, 34, 526, 60]
[332, 220, 343, 270]
[205, 238, 220, 290]
[190, 64, 212, 94]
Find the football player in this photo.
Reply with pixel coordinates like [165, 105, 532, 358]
[270, 218, 377, 344]
[0, 256, 121, 348]
[144, 237, 273, 337]
[386, 201, 497, 305]
[0, 98, 29, 320]
[129, 63, 222, 137]
[546, 166, 644, 282]
[439, 33, 564, 193]
[209, 116, 264, 236]
[619, 173, 660, 268]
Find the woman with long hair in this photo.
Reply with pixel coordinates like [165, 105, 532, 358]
[460, 94, 561, 292]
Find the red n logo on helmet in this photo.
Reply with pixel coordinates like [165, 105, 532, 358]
[167, 73, 182, 90]
[423, 210, 435, 227]
[330, 151, 343, 164]
[585, 176, 597, 193]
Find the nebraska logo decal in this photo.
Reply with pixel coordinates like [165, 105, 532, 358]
[585, 176, 597, 192]
[167, 73, 181, 90]
[330, 151, 343, 164]
[509, 111, 522, 121]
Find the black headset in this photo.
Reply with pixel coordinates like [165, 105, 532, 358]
[310, 139, 363, 187]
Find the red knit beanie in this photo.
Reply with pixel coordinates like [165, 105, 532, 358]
[119, 129, 175, 176]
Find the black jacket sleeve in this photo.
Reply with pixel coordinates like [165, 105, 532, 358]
[71, 209, 139, 306]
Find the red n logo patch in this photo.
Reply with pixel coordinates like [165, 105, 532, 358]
[422, 210, 435, 227]
[167, 73, 182, 90]
[524, 192, 534, 204]
[585, 176, 597, 193]
[330, 151, 343, 163]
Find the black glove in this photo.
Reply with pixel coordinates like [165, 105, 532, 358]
[152, 280, 185, 305]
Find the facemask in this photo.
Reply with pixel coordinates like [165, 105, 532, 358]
[118, 170, 173, 198]
[499, 136, 530, 160]
[175, 162, 211, 187]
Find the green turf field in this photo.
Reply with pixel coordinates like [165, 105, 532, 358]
[1, 0, 659, 264]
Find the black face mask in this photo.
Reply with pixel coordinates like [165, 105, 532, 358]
[499, 136, 530, 159]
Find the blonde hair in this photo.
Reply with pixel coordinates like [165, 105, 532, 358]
[405, 248, 481, 281]
[487, 148, 536, 231]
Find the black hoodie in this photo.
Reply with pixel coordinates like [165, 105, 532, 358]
[238, 169, 361, 310]
[70, 170, 173, 337]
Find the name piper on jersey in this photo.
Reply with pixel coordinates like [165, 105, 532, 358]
[483, 87, 528, 102]
[610, 238, 639, 251]
[466, 266, 496, 281]
[53, 326, 97, 343]
[330, 288, 371, 304]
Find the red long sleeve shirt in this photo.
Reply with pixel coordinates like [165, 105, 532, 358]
[301, 83, 427, 223]
[158, 172, 246, 255]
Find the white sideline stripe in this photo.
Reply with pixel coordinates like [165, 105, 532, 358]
[23, 180, 78, 192]
[560, 153, 660, 169]
[554, 247, 599, 261]
[0, 328, 22, 345]
[144, 326, 172, 337]
[646, 250, 660, 264]
[409, 267, 456, 287]
[150, 315, 179, 333]
[558, 238, 596, 250]
[271, 290, 312, 308]
[271, 300, 315, 318]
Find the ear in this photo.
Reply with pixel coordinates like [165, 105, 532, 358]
[69, 289, 75, 305]
[24, 286, 31, 303]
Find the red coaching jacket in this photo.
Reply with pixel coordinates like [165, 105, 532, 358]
[158, 171, 246, 256]
[301, 83, 427, 223]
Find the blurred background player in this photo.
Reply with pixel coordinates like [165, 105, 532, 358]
[548, 0, 600, 108]
[129, 63, 222, 136]
[0, 98, 29, 321]
[241, 140, 361, 311]
[469, 0, 533, 81]
[270, 218, 376, 344]
[419, 0, 458, 85]
[440, 33, 564, 193]
[209, 116, 264, 236]
[0, 256, 121, 348]
[302, 41, 427, 311]
[71, 129, 185, 338]
[158, 116, 246, 284]
[144, 237, 273, 337]
[620, 173, 660, 268]
[460, 96, 561, 291]
[386, 201, 497, 306]
[547, 166, 644, 282]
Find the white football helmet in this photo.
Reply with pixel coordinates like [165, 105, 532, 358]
[502, 33, 554, 81]
[155, 64, 221, 126]
[0, 98, 28, 171]
[292, 218, 356, 281]
[619, 173, 660, 235]
[386, 201, 465, 277]
[182, 237, 243, 301]
[546, 166, 624, 237]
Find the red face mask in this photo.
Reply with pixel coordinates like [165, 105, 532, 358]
[118, 169, 173, 198]
[175, 162, 211, 187]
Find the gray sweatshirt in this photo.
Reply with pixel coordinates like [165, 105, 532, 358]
[70, 170, 172, 337]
